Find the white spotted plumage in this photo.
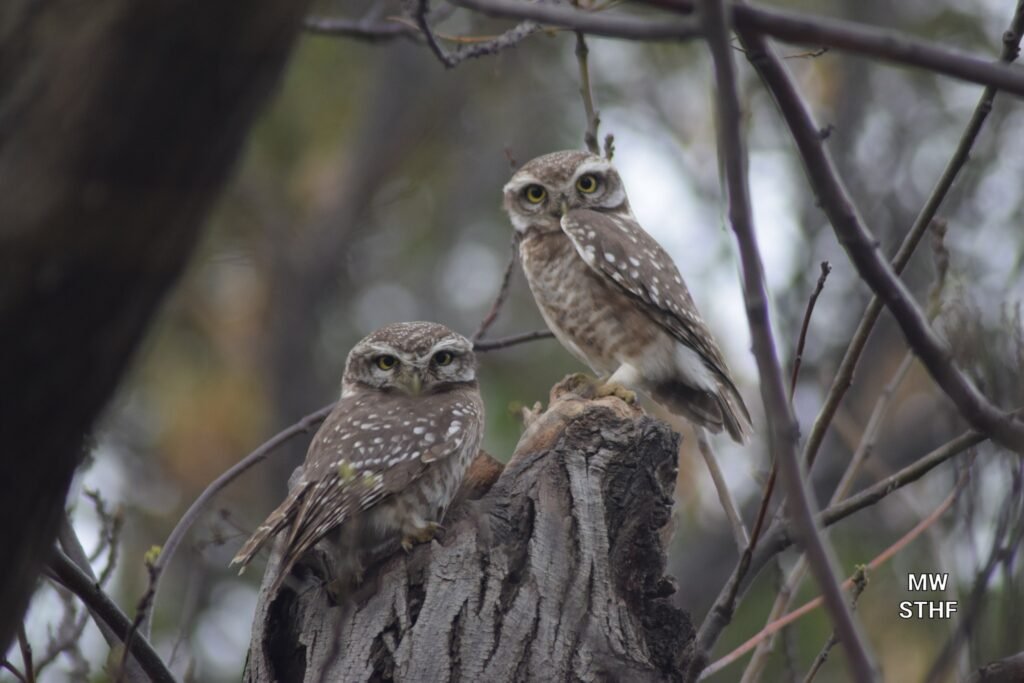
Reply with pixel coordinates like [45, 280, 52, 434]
[503, 150, 752, 443]
[231, 322, 484, 595]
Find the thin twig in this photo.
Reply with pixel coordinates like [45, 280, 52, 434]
[699, 0, 877, 680]
[802, 566, 868, 683]
[473, 329, 554, 351]
[16, 626, 33, 683]
[603, 133, 615, 160]
[117, 556, 158, 683]
[575, 31, 602, 155]
[742, 349, 915, 681]
[1, 660, 27, 683]
[738, 260, 831, 608]
[834, 352, 915, 499]
[697, 424, 990, 673]
[416, 0, 540, 68]
[735, 9, 1024, 453]
[697, 427, 749, 551]
[452, 0, 703, 41]
[790, 261, 831, 399]
[326, 0, 1024, 96]
[143, 403, 335, 637]
[83, 489, 123, 586]
[46, 550, 177, 683]
[472, 235, 519, 343]
[923, 469, 1024, 683]
[303, 16, 420, 41]
[57, 517, 146, 683]
[798, 0, 1024, 472]
[705, 472, 968, 678]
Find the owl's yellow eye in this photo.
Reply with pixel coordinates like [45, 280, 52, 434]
[433, 350, 454, 366]
[576, 174, 599, 193]
[375, 355, 398, 371]
[524, 185, 547, 204]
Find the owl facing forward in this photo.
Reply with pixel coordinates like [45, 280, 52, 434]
[231, 322, 484, 595]
[503, 150, 751, 443]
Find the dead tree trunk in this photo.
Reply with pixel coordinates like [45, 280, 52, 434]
[244, 379, 695, 682]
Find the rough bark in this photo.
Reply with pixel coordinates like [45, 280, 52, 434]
[0, 0, 311, 653]
[244, 378, 695, 682]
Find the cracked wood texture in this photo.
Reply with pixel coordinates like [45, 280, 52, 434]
[0, 0, 311, 653]
[244, 378, 695, 682]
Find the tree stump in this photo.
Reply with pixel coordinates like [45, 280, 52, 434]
[244, 377, 695, 682]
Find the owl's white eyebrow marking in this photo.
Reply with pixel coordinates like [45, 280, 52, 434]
[572, 159, 612, 178]
[427, 338, 467, 355]
[365, 343, 400, 356]
[503, 173, 544, 194]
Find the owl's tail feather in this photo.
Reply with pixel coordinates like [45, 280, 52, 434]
[230, 498, 298, 573]
[652, 380, 752, 445]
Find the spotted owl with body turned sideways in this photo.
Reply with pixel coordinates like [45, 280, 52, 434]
[503, 150, 752, 443]
[231, 322, 484, 596]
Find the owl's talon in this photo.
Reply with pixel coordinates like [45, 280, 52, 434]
[553, 372, 605, 400]
[596, 382, 637, 405]
[401, 521, 442, 552]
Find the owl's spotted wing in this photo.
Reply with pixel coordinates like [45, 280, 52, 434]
[561, 209, 751, 435]
[560, 209, 728, 375]
[231, 391, 482, 583]
[283, 392, 479, 568]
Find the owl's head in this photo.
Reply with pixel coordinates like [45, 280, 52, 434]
[502, 150, 631, 234]
[342, 322, 477, 397]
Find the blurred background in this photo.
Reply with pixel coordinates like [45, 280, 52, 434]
[17, 0, 1024, 680]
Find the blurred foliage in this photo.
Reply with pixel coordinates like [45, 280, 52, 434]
[17, 0, 1024, 680]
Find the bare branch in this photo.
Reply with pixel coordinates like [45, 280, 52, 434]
[822, 431, 984, 527]
[117, 557, 158, 683]
[473, 328, 555, 351]
[643, 0, 1024, 96]
[699, 422, 988, 672]
[924, 471, 1024, 683]
[790, 261, 831, 399]
[144, 403, 335, 637]
[696, 427, 748, 551]
[698, 0, 876, 679]
[451, 0, 703, 41]
[303, 16, 419, 41]
[798, 0, 1024, 471]
[575, 32, 602, 155]
[738, 23, 1024, 453]
[16, 627, 32, 683]
[739, 260, 832, 585]
[57, 518, 146, 683]
[0, 660, 27, 683]
[603, 133, 616, 160]
[472, 235, 518, 343]
[416, 0, 540, 68]
[708, 475, 966, 678]
[46, 550, 177, 683]
[802, 566, 868, 683]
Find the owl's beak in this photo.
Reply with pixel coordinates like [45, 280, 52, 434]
[399, 371, 423, 396]
[559, 198, 569, 217]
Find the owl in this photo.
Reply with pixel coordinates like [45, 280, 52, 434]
[503, 150, 751, 443]
[231, 322, 485, 595]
